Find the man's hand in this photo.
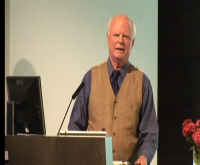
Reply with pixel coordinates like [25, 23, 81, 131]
[135, 155, 147, 165]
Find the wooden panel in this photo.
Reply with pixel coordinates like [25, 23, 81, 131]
[158, 0, 200, 165]
[159, 0, 182, 9]
[158, 10, 184, 57]
[5, 135, 113, 165]
[159, 0, 200, 9]
[182, 0, 200, 9]
[182, 57, 200, 104]
[158, 10, 200, 57]
[158, 57, 182, 104]
[158, 104, 194, 152]
[158, 152, 192, 165]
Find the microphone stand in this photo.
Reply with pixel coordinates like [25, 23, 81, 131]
[57, 82, 84, 136]
[57, 98, 73, 136]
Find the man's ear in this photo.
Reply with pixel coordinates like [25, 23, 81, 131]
[107, 32, 109, 43]
[131, 38, 135, 49]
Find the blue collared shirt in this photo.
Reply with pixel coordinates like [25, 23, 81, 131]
[68, 57, 159, 164]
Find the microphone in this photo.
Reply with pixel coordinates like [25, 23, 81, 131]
[72, 82, 85, 99]
[57, 82, 85, 136]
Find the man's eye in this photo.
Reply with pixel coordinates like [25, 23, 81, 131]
[124, 35, 130, 39]
[113, 34, 119, 37]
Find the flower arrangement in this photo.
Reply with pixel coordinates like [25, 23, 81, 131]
[182, 119, 200, 164]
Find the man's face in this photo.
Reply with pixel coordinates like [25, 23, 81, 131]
[107, 16, 134, 66]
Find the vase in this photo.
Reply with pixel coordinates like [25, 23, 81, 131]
[193, 147, 200, 165]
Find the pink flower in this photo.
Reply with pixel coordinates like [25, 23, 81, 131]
[196, 120, 200, 128]
[182, 119, 193, 129]
[192, 129, 200, 147]
[182, 122, 196, 138]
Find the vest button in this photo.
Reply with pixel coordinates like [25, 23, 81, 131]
[113, 149, 115, 153]
[113, 132, 116, 136]
[114, 116, 117, 120]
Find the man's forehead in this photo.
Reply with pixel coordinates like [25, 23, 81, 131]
[110, 22, 132, 33]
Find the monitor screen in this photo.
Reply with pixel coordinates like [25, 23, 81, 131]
[6, 76, 46, 135]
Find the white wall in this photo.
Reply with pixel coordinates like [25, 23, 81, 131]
[5, 0, 10, 135]
[6, 1, 157, 164]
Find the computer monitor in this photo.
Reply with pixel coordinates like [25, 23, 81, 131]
[6, 76, 46, 135]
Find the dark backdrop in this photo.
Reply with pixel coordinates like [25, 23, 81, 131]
[158, 0, 200, 164]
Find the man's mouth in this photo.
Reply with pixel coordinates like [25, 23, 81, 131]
[116, 48, 125, 51]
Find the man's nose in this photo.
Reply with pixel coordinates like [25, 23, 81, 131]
[118, 35, 124, 43]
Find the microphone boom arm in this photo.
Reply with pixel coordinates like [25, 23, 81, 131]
[57, 82, 84, 136]
[57, 98, 73, 136]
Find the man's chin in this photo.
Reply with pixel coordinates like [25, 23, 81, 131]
[110, 54, 127, 63]
[114, 55, 124, 61]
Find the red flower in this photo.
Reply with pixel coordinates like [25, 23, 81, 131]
[182, 119, 200, 150]
[182, 119, 193, 129]
[196, 120, 200, 128]
[192, 129, 200, 147]
[183, 122, 196, 138]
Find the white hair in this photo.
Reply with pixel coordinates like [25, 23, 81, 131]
[107, 13, 136, 39]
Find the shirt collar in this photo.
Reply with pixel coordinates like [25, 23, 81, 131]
[107, 57, 129, 79]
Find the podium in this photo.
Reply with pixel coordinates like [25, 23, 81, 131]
[5, 135, 113, 165]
